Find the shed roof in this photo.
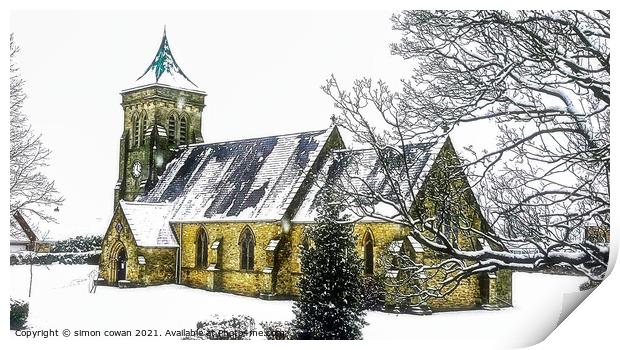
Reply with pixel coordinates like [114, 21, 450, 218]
[10, 216, 31, 243]
[11, 211, 38, 242]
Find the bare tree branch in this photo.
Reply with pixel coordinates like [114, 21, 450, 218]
[10, 33, 64, 237]
[322, 10, 609, 304]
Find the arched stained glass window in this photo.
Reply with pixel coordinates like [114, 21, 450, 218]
[196, 229, 208, 268]
[239, 227, 255, 270]
[364, 231, 374, 275]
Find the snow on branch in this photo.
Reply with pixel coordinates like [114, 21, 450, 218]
[320, 11, 609, 303]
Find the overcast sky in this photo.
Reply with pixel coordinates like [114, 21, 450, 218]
[10, 10, 495, 239]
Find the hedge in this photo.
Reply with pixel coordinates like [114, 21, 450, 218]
[10, 250, 101, 265]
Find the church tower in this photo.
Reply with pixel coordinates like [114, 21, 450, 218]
[114, 29, 206, 208]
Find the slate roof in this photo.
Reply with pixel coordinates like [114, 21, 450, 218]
[120, 201, 177, 247]
[137, 128, 334, 226]
[292, 139, 444, 222]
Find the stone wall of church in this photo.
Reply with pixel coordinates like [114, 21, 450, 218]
[138, 247, 177, 285]
[426, 275, 481, 310]
[100, 207, 511, 312]
[287, 221, 492, 311]
[387, 138, 511, 310]
[496, 269, 513, 306]
[169, 214, 512, 311]
[286, 222, 409, 296]
[176, 221, 285, 296]
[286, 224, 306, 296]
[353, 222, 410, 272]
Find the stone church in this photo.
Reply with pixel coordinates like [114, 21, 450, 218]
[98, 30, 512, 312]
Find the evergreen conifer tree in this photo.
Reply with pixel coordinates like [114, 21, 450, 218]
[292, 187, 366, 339]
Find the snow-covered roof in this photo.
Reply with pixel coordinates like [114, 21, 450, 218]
[388, 240, 404, 254]
[211, 240, 221, 250]
[265, 239, 280, 251]
[145, 125, 168, 139]
[10, 216, 30, 243]
[386, 270, 399, 278]
[139, 128, 334, 222]
[503, 241, 539, 256]
[293, 139, 442, 222]
[120, 201, 178, 247]
[407, 236, 425, 253]
[133, 28, 199, 91]
[478, 238, 492, 250]
[11, 211, 39, 243]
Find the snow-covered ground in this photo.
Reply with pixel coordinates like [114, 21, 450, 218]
[10, 265, 589, 347]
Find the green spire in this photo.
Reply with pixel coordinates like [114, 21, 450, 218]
[137, 27, 198, 88]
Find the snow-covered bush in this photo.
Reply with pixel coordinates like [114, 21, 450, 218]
[10, 251, 36, 265]
[10, 254, 20, 265]
[51, 235, 103, 253]
[361, 276, 386, 311]
[10, 251, 101, 265]
[190, 315, 256, 340]
[10, 298, 29, 330]
[259, 321, 293, 340]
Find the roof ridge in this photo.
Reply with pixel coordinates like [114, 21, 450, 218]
[332, 141, 437, 154]
[121, 201, 173, 207]
[185, 128, 330, 148]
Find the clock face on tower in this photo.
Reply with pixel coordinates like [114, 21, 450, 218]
[131, 160, 142, 179]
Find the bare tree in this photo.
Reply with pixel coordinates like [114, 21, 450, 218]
[322, 10, 608, 303]
[10, 33, 63, 236]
